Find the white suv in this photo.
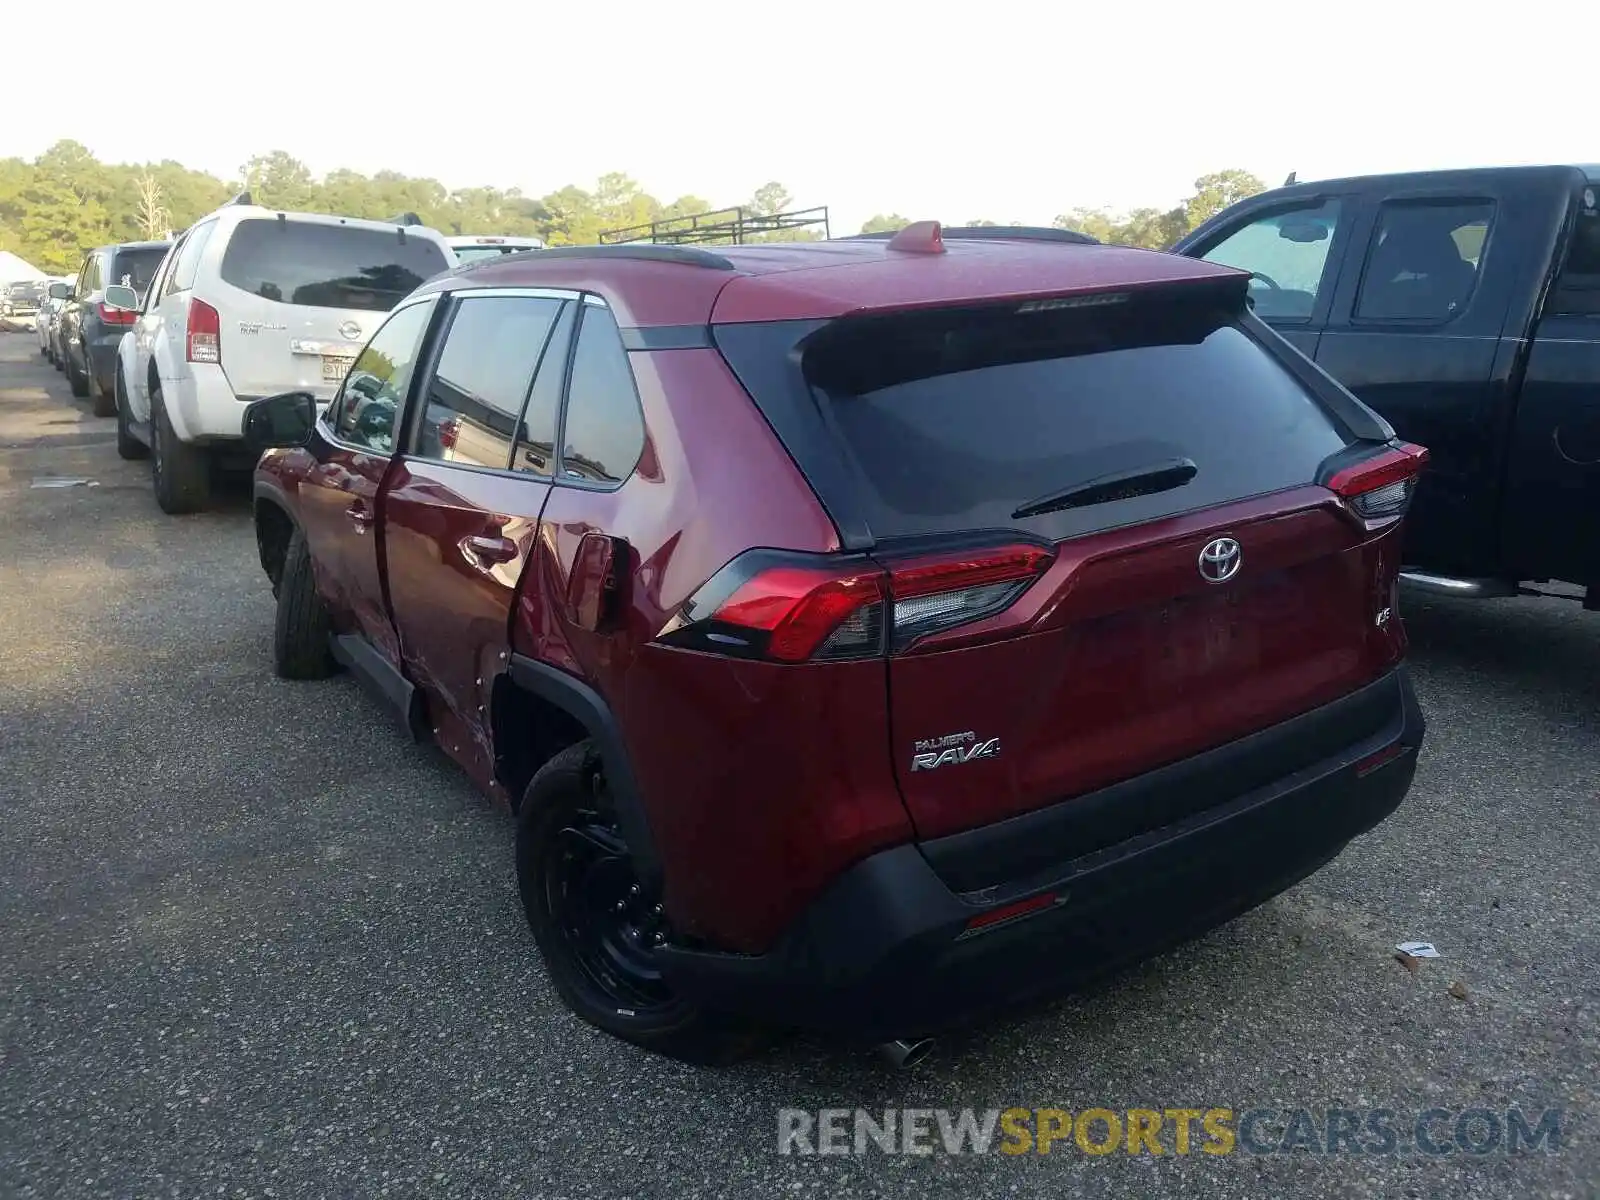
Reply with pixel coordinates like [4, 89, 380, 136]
[109, 195, 455, 513]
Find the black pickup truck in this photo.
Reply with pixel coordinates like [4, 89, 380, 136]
[1175, 164, 1600, 606]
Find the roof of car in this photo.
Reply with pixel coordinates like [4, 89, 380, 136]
[1265, 163, 1592, 196]
[100, 240, 173, 253]
[416, 234, 1245, 328]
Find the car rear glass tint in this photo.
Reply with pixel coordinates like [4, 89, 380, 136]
[109, 248, 168, 293]
[219, 219, 450, 312]
[799, 295, 1351, 541]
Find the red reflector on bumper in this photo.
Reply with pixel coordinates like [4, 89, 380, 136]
[964, 891, 1059, 932]
[1355, 743, 1408, 777]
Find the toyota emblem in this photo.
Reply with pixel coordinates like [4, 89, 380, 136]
[338, 320, 362, 341]
[1198, 537, 1242, 584]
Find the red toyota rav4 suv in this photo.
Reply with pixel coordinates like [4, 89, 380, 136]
[246, 223, 1427, 1063]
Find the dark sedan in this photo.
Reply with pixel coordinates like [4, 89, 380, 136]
[53, 240, 171, 415]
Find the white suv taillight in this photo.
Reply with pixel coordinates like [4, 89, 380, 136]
[187, 299, 221, 364]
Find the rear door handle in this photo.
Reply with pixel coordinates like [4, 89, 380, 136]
[463, 533, 519, 565]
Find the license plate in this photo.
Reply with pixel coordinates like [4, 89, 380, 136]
[322, 355, 355, 381]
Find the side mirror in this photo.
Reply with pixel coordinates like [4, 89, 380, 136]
[48, 282, 72, 300]
[242, 391, 317, 455]
[103, 284, 138, 311]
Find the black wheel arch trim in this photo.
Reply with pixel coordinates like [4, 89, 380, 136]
[507, 653, 662, 889]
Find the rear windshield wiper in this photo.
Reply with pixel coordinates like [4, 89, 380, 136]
[1011, 457, 1198, 520]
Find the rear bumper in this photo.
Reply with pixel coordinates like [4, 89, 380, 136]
[657, 667, 1424, 1041]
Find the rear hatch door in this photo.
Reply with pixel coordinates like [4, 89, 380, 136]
[793, 283, 1406, 841]
[214, 216, 450, 402]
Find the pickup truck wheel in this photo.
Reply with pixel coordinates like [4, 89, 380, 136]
[66, 350, 89, 398]
[516, 742, 758, 1066]
[273, 527, 336, 680]
[114, 369, 148, 461]
[150, 384, 210, 514]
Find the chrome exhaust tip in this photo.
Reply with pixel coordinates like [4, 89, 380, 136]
[876, 1038, 936, 1070]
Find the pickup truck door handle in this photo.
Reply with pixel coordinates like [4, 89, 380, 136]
[345, 501, 374, 530]
[462, 533, 519, 566]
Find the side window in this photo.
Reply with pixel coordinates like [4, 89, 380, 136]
[74, 257, 92, 298]
[326, 300, 434, 455]
[165, 221, 217, 297]
[1549, 185, 1600, 316]
[511, 301, 576, 476]
[1355, 200, 1494, 323]
[146, 243, 179, 311]
[1200, 199, 1344, 322]
[83, 254, 103, 295]
[411, 294, 564, 470]
[558, 302, 646, 486]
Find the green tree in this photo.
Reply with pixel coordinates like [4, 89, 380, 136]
[859, 213, 910, 234]
[1184, 169, 1266, 230]
[240, 151, 319, 211]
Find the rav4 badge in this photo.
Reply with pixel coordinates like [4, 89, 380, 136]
[911, 731, 1001, 772]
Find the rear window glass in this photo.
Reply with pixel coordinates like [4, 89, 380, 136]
[452, 246, 518, 263]
[799, 295, 1350, 541]
[219, 219, 450, 312]
[108, 248, 169, 293]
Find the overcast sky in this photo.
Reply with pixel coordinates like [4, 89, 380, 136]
[7, 0, 1592, 234]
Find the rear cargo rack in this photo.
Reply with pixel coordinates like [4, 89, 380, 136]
[600, 204, 832, 246]
[849, 224, 1099, 246]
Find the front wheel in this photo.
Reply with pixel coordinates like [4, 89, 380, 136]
[114, 369, 148, 461]
[273, 527, 336, 680]
[516, 742, 756, 1065]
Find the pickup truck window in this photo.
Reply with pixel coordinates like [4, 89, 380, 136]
[1355, 200, 1494, 323]
[413, 295, 564, 470]
[1549, 196, 1600, 315]
[1200, 199, 1343, 322]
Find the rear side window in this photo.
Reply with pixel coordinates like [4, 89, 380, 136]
[558, 303, 646, 486]
[109, 247, 168, 293]
[1355, 200, 1494, 323]
[1549, 185, 1600, 315]
[167, 221, 217, 293]
[763, 293, 1350, 542]
[219, 219, 450, 312]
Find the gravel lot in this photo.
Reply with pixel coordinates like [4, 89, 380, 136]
[0, 327, 1594, 1198]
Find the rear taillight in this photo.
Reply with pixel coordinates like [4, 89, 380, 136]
[186, 299, 221, 364]
[1327, 441, 1429, 521]
[98, 302, 136, 326]
[657, 543, 1053, 663]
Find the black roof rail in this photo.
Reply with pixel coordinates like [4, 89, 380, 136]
[387, 211, 424, 227]
[452, 242, 738, 274]
[847, 224, 1099, 246]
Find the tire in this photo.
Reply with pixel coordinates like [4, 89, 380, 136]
[67, 350, 88, 397]
[149, 384, 210, 514]
[516, 742, 756, 1065]
[91, 366, 116, 418]
[272, 527, 336, 680]
[114, 369, 148, 461]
